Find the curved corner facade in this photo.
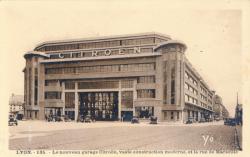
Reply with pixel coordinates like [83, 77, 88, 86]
[23, 33, 214, 123]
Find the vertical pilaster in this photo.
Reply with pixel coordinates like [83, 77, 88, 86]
[74, 82, 78, 121]
[118, 80, 121, 120]
[38, 61, 45, 120]
[175, 52, 180, 106]
[62, 82, 65, 116]
[133, 79, 137, 116]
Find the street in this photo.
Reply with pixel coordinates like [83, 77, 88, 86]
[9, 121, 237, 150]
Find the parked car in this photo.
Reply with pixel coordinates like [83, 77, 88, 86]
[78, 115, 92, 123]
[84, 115, 92, 123]
[149, 116, 158, 124]
[186, 117, 194, 124]
[9, 115, 18, 126]
[131, 116, 139, 124]
[224, 118, 236, 126]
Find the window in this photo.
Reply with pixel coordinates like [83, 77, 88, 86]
[137, 76, 155, 83]
[121, 80, 133, 88]
[177, 112, 179, 120]
[78, 81, 119, 89]
[137, 89, 155, 98]
[135, 106, 154, 118]
[121, 91, 133, 109]
[45, 92, 61, 99]
[65, 81, 75, 89]
[170, 64, 175, 104]
[65, 92, 75, 108]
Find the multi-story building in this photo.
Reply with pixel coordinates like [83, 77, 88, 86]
[213, 94, 223, 119]
[23, 32, 214, 123]
[9, 94, 24, 119]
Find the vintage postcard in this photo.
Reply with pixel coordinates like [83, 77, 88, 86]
[0, 0, 249, 157]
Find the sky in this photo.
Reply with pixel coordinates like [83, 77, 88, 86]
[0, 1, 243, 116]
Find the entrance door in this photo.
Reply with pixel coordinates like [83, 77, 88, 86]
[79, 92, 118, 121]
[121, 111, 133, 121]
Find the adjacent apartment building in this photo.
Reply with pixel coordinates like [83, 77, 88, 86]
[23, 32, 214, 123]
[9, 94, 24, 119]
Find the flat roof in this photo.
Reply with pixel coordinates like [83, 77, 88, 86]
[34, 32, 171, 50]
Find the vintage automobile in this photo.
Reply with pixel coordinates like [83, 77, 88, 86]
[83, 115, 92, 123]
[131, 116, 139, 124]
[224, 118, 236, 126]
[149, 116, 158, 124]
[8, 115, 18, 126]
[78, 115, 92, 123]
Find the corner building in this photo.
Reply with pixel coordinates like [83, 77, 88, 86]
[23, 33, 214, 123]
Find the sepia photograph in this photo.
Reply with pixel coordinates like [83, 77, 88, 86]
[0, 0, 249, 156]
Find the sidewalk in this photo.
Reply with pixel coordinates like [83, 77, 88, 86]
[235, 125, 242, 150]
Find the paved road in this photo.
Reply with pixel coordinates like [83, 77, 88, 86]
[9, 121, 236, 150]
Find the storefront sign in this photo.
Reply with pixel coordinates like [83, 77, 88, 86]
[92, 47, 141, 57]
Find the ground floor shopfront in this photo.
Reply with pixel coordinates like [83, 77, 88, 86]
[25, 79, 213, 123]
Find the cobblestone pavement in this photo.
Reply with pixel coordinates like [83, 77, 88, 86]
[9, 121, 236, 150]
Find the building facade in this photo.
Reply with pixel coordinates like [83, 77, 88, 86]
[23, 33, 214, 123]
[9, 94, 24, 119]
[213, 94, 223, 119]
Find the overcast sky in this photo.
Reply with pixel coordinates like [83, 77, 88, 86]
[0, 1, 243, 116]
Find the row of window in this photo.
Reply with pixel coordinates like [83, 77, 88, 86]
[137, 76, 155, 83]
[121, 80, 134, 88]
[137, 89, 155, 98]
[38, 37, 164, 52]
[163, 111, 180, 120]
[200, 85, 208, 95]
[200, 94, 207, 101]
[78, 81, 119, 89]
[185, 94, 198, 105]
[49, 77, 155, 90]
[184, 82, 198, 95]
[185, 71, 198, 86]
[200, 102, 208, 109]
[45, 63, 155, 75]
[45, 92, 61, 99]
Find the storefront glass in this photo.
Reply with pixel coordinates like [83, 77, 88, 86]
[79, 92, 118, 121]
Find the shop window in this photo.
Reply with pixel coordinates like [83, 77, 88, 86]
[135, 106, 154, 118]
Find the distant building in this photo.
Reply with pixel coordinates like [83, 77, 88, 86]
[213, 95, 223, 119]
[221, 105, 229, 118]
[9, 94, 24, 119]
[23, 32, 215, 123]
